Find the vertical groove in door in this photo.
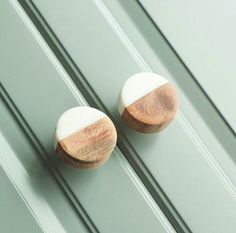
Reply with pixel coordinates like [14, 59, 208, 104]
[17, 0, 190, 232]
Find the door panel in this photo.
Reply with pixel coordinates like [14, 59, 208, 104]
[139, 0, 236, 132]
[0, 98, 89, 233]
[0, 1, 174, 233]
[0, 168, 43, 233]
[22, 0, 236, 232]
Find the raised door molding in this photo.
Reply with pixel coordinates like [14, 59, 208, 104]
[22, 0, 236, 232]
[0, 167, 44, 233]
[0, 1, 174, 233]
[0, 98, 89, 233]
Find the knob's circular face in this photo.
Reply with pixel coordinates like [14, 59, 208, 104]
[118, 72, 179, 133]
[54, 107, 117, 169]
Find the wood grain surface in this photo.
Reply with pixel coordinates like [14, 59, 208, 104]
[121, 83, 178, 133]
[56, 117, 117, 169]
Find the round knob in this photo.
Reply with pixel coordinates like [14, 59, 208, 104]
[54, 107, 117, 169]
[118, 72, 179, 133]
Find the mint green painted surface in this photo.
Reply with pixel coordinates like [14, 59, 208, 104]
[0, 169, 43, 233]
[0, 1, 174, 233]
[0, 95, 89, 233]
[139, 0, 236, 132]
[29, 0, 236, 232]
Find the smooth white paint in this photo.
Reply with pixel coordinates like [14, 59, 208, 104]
[118, 72, 168, 114]
[55, 106, 106, 144]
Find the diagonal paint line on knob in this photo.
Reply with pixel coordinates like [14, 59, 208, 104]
[118, 73, 179, 133]
[54, 107, 117, 169]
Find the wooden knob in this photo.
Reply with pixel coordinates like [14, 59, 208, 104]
[54, 107, 117, 169]
[118, 72, 179, 133]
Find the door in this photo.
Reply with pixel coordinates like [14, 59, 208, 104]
[0, 0, 236, 232]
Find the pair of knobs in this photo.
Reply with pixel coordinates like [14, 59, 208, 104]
[55, 73, 179, 169]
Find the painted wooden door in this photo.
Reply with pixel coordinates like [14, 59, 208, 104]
[0, 0, 235, 233]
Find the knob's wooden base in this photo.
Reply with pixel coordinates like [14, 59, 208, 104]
[55, 107, 117, 169]
[119, 73, 179, 133]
